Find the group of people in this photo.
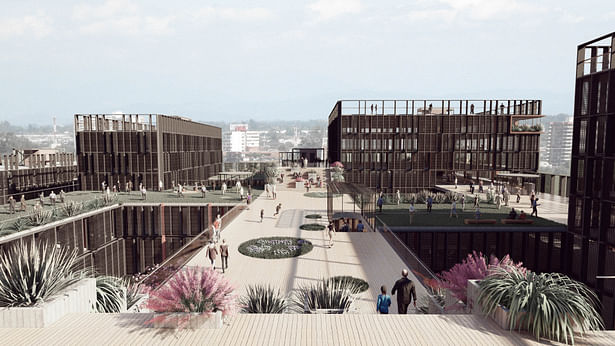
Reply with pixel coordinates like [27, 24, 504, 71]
[7, 189, 69, 215]
[206, 214, 230, 273]
[376, 269, 418, 314]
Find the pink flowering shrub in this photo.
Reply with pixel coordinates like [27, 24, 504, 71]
[437, 251, 525, 304]
[330, 161, 344, 168]
[145, 266, 237, 328]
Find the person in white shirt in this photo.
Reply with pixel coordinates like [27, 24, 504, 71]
[408, 203, 415, 224]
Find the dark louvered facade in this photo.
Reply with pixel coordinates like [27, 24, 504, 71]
[328, 100, 542, 193]
[568, 32, 615, 328]
[75, 114, 222, 191]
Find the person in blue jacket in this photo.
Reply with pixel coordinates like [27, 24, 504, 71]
[376, 285, 392, 314]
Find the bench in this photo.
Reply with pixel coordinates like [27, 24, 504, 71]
[501, 219, 534, 225]
[464, 219, 497, 225]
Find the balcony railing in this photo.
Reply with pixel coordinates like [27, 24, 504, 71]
[334, 99, 542, 118]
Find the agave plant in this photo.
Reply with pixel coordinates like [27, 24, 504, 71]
[291, 278, 357, 313]
[100, 194, 119, 207]
[438, 251, 525, 304]
[0, 241, 86, 307]
[95, 275, 126, 313]
[0, 223, 14, 237]
[62, 200, 84, 217]
[478, 266, 603, 344]
[124, 278, 145, 310]
[329, 276, 369, 294]
[239, 284, 287, 313]
[145, 266, 236, 327]
[27, 209, 54, 227]
[11, 217, 30, 231]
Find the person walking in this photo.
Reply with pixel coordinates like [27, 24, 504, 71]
[450, 199, 458, 218]
[19, 195, 26, 212]
[265, 183, 270, 198]
[460, 194, 465, 211]
[391, 269, 417, 314]
[377, 196, 384, 213]
[246, 193, 252, 209]
[408, 203, 415, 224]
[357, 220, 364, 232]
[8, 196, 16, 214]
[474, 195, 480, 209]
[221, 182, 227, 195]
[141, 187, 147, 200]
[454, 176, 458, 189]
[531, 198, 540, 217]
[159, 180, 163, 192]
[516, 193, 521, 204]
[213, 214, 222, 242]
[370, 104, 374, 114]
[59, 190, 66, 203]
[272, 184, 277, 199]
[201, 185, 207, 198]
[274, 203, 282, 217]
[426, 195, 433, 213]
[376, 286, 392, 314]
[396, 190, 401, 205]
[260, 209, 264, 223]
[219, 239, 229, 273]
[49, 191, 57, 206]
[207, 242, 218, 270]
[328, 221, 335, 248]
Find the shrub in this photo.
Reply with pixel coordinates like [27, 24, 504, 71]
[329, 276, 369, 293]
[305, 214, 322, 219]
[145, 266, 237, 327]
[238, 237, 313, 259]
[300, 223, 326, 231]
[11, 217, 30, 231]
[403, 193, 418, 204]
[433, 193, 446, 204]
[100, 194, 118, 207]
[239, 284, 287, 313]
[0, 223, 14, 237]
[27, 209, 54, 227]
[95, 275, 126, 313]
[124, 278, 145, 310]
[291, 278, 356, 313]
[62, 200, 84, 217]
[437, 251, 525, 304]
[478, 267, 603, 344]
[0, 241, 86, 307]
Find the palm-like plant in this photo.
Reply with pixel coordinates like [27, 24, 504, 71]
[478, 266, 603, 344]
[145, 266, 236, 327]
[239, 284, 287, 313]
[27, 209, 54, 227]
[291, 278, 356, 313]
[124, 278, 145, 310]
[62, 200, 84, 217]
[12, 217, 30, 231]
[95, 275, 126, 313]
[0, 241, 86, 307]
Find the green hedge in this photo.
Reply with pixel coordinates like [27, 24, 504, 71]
[299, 223, 326, 231]
[305, 214, 323, 219]
[238, 237, 313, 259]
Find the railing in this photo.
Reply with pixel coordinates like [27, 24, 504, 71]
[373, 216, 446, 314]
[139, 203, 245, 290]
[336, 100, 542, 117]
[75, 114, 158, 132]
[576, 33, 614, 77]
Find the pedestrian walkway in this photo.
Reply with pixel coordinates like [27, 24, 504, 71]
[187, 173, 429, 314]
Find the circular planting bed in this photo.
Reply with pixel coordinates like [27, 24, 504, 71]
[305, 214, 323, 219]
[299, 223, 326, 231]
[330, 276, 370, 293]
[238, 237, 313, 259]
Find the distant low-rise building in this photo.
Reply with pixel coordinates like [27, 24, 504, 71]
[542, 119, 573, 168]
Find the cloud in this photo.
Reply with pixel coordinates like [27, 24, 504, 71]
[192, 7, 274, 21]
[406, 0, 547, 23]
[0, 12, 53, 39]
[72, 0, 175, 36]
[308, 0, 363, 21]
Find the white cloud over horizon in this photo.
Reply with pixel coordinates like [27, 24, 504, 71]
[0, 0, 613, 124]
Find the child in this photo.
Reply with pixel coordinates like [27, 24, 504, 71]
[376, 285, 392, 314]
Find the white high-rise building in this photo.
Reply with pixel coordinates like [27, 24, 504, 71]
[543, 118, 573, 168]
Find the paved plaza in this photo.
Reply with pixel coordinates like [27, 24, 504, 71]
[187, 175, 429, 314]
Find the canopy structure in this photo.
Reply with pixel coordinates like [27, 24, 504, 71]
[327, 181, 377, 227]
[496, 172, 540, 178]
[208, 171, 254, 182]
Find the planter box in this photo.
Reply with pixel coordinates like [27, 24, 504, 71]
[313, 309, 344, 314]
[149, 311, 223, 329]
[0, 278, 96, 328]
[466, 279, 484, 315]
[494, 305, 527, 331]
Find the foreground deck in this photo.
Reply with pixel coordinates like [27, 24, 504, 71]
[1, 313, 613, 345]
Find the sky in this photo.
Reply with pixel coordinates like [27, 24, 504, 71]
[0, 0, 614, 126]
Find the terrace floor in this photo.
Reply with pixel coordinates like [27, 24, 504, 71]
[186, 178, 429, 314]
[2, 312, 613, 345]
[0, 188, 259, 225]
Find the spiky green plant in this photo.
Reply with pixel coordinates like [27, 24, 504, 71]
[62, 200, 84, 217]
[0, 241, 86, 307]
[95, 275, 126, 313]
[239, 284, 287, 313]
[100, 194, 118, 207]
[12, 217, 30, 231]
[329, 276, 369, 293]
[291, 278, 356, 313]
[124, 278, 145, 310]
[27, 209, 54, 227]
[478, 266, 603, 344]
[0, 223, 14, 237]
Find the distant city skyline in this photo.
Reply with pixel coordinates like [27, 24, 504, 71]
[1, 0, 614, 125]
